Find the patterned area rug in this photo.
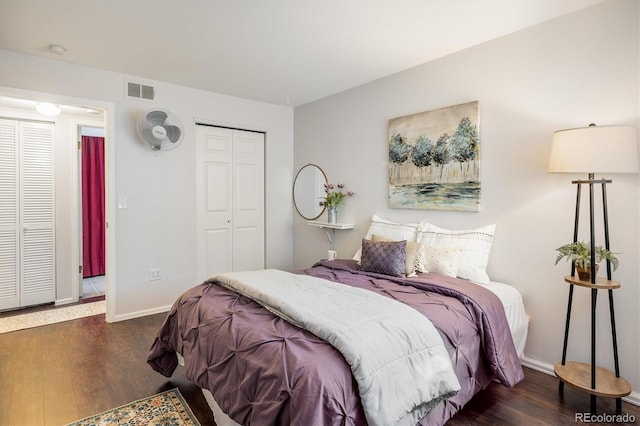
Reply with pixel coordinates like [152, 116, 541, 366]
[0, 300, 106, 334]
[66, 388, 200, 426]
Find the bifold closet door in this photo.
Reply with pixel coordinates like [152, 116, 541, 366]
[0, 118, 55, 310]
[231, 129, 265, 272]
[196, 125, 265, 281]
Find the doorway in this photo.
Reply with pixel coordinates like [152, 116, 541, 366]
[0, 87, 116, 322]
[79, 126, 106, 300]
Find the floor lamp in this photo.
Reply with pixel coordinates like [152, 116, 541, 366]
[548, 124, 638, 413]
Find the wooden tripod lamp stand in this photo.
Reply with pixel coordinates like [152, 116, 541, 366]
[549, 124, 638, 413]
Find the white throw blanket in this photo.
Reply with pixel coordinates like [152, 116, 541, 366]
[215, 269, 460, 426]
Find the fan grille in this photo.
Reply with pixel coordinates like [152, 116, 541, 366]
[136, 108, 184, 151]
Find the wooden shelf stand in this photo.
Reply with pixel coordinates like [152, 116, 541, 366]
[555, 277, 631, 413]
[554, 176, 631, 414]
[555, 361, 631, 398]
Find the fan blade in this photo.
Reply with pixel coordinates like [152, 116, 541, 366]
[146, 110, 168, 126]
[164, 125, 182, 143]
[143, 127, 162, 150]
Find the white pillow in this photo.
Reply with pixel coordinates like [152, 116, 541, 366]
[422, 246, 461, 278]
[353, 215, 419, 261]
[417, 222, 496, 284]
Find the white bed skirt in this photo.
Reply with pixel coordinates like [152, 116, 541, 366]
[202, 388, 241, 426]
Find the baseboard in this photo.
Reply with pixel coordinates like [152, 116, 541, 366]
[111, 305, 172, 322]
[54, 297, 74, 306]
[521, 356, 640, 407]
[521, 356, 555, 375]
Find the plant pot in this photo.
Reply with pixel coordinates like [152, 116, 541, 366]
[576, 264, 599, 281]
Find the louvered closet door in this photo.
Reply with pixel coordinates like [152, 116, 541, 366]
[0, 119, 20, 309]
[20, 121, 55, 306]
[0, 119, 55, 310]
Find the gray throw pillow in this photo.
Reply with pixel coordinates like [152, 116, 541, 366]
[360, 239, 407, 277]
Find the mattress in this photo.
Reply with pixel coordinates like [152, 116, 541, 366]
[482, 281, 529, 358]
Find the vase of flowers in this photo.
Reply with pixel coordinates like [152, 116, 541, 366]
[320, 183, 354, 224]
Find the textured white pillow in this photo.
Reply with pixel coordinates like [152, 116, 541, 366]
[353, 215, 419, 261]
[417, 222, 496, 284]
[423, 246, 461, 278]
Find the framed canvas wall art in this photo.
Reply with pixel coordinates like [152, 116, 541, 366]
[388, 101, 480, 211]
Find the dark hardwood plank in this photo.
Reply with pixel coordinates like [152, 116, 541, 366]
[1, 311, 638, 426]
[0, 313, 215, 426]
[450, 367, 640, 426]
[7, 327, 45, 426]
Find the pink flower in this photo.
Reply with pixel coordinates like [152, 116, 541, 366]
[320, 182, 354, 207]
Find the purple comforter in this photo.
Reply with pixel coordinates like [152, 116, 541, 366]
[148, 260, 524, 425]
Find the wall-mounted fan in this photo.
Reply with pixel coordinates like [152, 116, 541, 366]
[136, 108, 184, 151]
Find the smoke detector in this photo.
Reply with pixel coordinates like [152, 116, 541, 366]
[48, 44, 66, 55]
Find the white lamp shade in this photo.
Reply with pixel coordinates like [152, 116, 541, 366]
[548, 125, 639, 174]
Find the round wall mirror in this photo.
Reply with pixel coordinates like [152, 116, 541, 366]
[293, 164, 327, 220]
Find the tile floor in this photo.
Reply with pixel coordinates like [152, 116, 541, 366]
[0, 275, 107, 332]
[82, 275, 105, 298]
[0, 299, 106, 333]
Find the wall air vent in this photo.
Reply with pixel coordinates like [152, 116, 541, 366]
[126, 81, 155, 100]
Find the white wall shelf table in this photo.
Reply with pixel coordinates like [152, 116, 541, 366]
[307, 221, 354, 257]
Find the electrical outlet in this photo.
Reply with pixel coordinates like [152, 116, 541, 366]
[149, 268, 161, 281]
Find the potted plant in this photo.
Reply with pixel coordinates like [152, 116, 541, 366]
[554, 241, 619, 280]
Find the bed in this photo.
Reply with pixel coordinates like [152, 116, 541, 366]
[148, 216, 527, 425]
[148, 258, 526, 425]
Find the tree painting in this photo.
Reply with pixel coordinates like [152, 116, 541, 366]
[388, 101, 480, 211]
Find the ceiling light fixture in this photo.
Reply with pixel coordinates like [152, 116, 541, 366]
[48, 44, 66, 55]
[36, 102, 61, 116]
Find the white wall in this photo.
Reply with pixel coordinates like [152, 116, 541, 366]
[0, 49, 294, 320]
[294, 0, 640, 397]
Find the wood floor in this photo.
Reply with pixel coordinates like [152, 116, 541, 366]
[0, 312, 638, 426]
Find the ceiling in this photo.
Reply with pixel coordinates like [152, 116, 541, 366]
[0, 0, 602, 107]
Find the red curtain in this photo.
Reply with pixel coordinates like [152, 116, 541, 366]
[82, 136, 105, 278]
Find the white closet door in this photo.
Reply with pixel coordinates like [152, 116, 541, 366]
[0, 119, 20, 309]
[0, 119, 55, 309]
[20, 121, 55, 306]
[232, 130, 264, 272]
[196, 125, 265, 281]
[196, 126, 234, 280]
